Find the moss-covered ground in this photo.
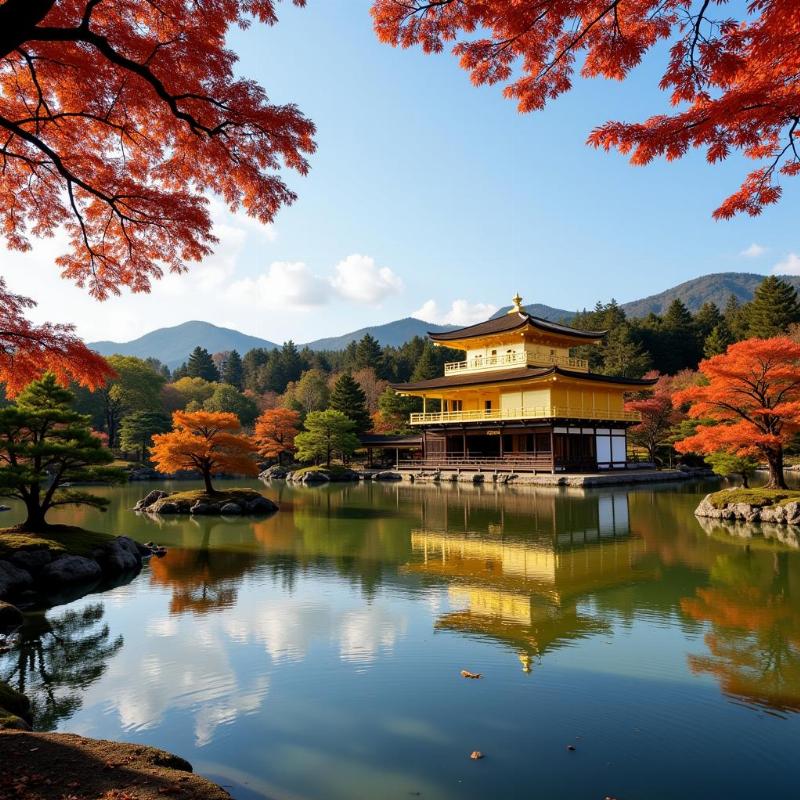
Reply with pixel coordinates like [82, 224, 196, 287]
[159, 488, 267, 504]
[707, 488, 800, 508]
[0, 525, 115, 559]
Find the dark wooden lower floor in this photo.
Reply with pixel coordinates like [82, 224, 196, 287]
[409, 422, 632, 473]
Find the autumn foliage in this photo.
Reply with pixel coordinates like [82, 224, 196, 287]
[253, 407, 301, 463]
[0, 278, 112, 395]
[675, 337, 800, 488]
[151, 410, 258, 493]
[371, 0, 800, 217]
[0, 0, 314, 390]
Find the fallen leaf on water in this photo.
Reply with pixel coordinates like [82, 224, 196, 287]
[470, 751, 484, 760]
[460, 670, 482, 679]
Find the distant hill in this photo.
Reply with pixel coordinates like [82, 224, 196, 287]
[304, 317, 458, 351]
[89, 272, 791, 367]
[620, 272, 799, 317]
[89, 320, 279, 369]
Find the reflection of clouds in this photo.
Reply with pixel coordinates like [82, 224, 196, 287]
[339, 607, 407, 665]
[82, 578, 408, 747]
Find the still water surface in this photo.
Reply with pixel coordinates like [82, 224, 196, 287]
[2, 479, 800, 799]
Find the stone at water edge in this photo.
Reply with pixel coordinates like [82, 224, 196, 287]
[8, 548, 52, 575]
[0, 560, 33, 599]
[134, 489, 168, 511]
[220, 502, 242, 515]
[0, 601, 23, 630]
[39, 555, 102, 585]
[190, 501, 213, 515]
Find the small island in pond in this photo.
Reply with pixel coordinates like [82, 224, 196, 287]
[696, 488, 800, 525]
[135, 487, 277, 516]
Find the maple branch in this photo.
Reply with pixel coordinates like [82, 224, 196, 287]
[0, 0, 56, 61]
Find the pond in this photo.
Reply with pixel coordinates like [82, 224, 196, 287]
[2, 478, 800, 799]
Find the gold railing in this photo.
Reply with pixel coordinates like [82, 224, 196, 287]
[443, 351, 588, 375]
[409, 406, 641, 425]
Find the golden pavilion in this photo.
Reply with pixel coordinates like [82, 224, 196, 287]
[391, 295, 655, 472]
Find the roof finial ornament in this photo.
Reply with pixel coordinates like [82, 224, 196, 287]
[508, 292, 525, 315]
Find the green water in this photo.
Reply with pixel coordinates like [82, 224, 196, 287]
[2, 478, 800, 799]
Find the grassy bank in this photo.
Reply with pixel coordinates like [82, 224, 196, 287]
[0, 525, 116, 560]
[159, 487, 268, 505]
[707, 488, 800, 508]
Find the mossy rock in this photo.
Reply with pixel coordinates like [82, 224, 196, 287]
[0, 526, 116, 560]
[0, 681, 31, 730]
[706, 488, 800, 509]
[140, 488, 277, 516]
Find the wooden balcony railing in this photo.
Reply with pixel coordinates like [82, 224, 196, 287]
[443, 351, 589, 375]
[397, 454, 555, 472]
[409, 405, 641, 425]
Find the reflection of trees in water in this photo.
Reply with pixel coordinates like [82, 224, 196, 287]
[682, 550, 800, 715]
[149, 528, 263, 615]
[0, 603, 122, 730]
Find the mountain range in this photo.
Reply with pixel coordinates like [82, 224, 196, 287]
[89, 271, 793, 368]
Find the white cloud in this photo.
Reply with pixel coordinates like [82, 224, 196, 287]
[740, 242, 767, 258]
[330, 253, 403, 304]
[227, 260, 330, 309]
[412, 298, 497, 326]
[773, 253, 800, 276]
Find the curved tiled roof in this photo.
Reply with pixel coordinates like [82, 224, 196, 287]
[391, 366, 657, 393]
[428, 311, 606, 343]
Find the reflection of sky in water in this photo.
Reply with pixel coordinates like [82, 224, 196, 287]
[3, 479, 800, 800]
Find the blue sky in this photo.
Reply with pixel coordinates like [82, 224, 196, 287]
[5, 1, 798, 344]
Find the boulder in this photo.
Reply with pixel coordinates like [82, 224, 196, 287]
[259, 465, 288, 480]
[134, 490, 168, 511]
[0, 601, 23, 630]
[190, 501, 213, 515]
[0, 560, 33, 599]
[8, 548, 52, 575]
[220, 502, 242, 515]
[157, 501, 179, 514]
[301, 470, 330, 484]
[784, 502, 800, 525]
[39, 555, 102, 586]
[373, 471, 402, 481]
[246, 496, 278, 514]
[93, 537, 141, 575]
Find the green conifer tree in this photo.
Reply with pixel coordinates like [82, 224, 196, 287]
[746, 276, 800, 338]
[723, 294, 749, 341]
[222, 349, 244, 389]
[703, 321, 734, 358]
[600, 325, 652, 378]
[186, 346, 220, 381]
[354, 334, 386, 376]
[411, 341, 438, 381]
[329, 372, 371, 434]
[694, 302, 723, 341]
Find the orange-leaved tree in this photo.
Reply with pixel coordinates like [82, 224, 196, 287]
[674, 337, 800, 489]
[0, 0, 314, 389]
[253, 408, 301, 465]
[0, 277, 112, 395]
[151, 410, 258, 494]
[372, 0, 800, 217]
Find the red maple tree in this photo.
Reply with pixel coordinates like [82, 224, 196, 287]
[371, 0, 800, 217]
[253, 407, 301, 464]
[0, 0, 314, 389]
[674, 337, 800, 489]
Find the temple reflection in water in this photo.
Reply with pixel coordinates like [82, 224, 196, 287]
[404, 486, 654, 669]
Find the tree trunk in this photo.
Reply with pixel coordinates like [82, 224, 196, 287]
[202, 469, 215, 495]
[20, 498, 48, 532]
[0, 0, 56, 60]
[765, 448, 787, 489]
[741, 472, 750, 489]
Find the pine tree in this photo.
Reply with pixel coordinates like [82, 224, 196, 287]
[723, 294, 749, 341]
[694, 302, 723, 341]
[411, 341, 439, 381]
[186, 346, 220, 382]
[329, 372, 371, 434]
[600, 325, 651, 378]
[222, 350, 244, 389]
[703, 321, 734, 358]
[661, 299, 701, 372]
[746, 276, 800, 338]
[0, 375, 124, 530]
[354, 334, 386, 376]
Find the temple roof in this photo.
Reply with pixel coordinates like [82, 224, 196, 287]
[428, 310, 606, 344]
[391, 365, 657, 393]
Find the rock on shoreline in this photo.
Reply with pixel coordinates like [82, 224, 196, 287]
[0, 535, 147, 603]
[695, 493, 800, 525]
[135, 488, 278, 516]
